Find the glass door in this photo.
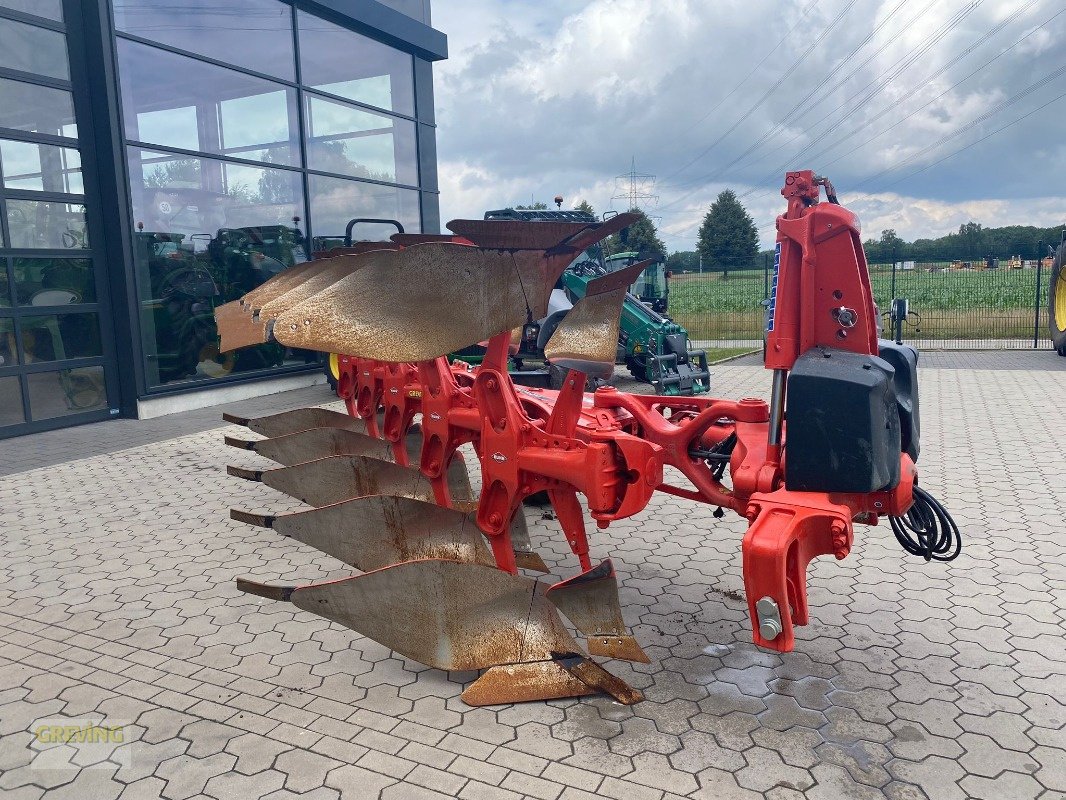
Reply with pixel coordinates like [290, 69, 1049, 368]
[0, 4, 117, 437]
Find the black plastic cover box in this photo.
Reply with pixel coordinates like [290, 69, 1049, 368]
[876, 340, 920, 462]
[784, 348, 902, 493]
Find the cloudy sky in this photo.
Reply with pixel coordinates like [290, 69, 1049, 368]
[428, 0, 1065, 251]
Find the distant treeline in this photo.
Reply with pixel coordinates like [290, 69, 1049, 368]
[667, 221, 1066, 273]
[862, 221, 1066, 264]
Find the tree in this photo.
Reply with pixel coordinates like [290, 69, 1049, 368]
[606, 208, 665, 259]
[515, 201, 548, 210]
[864, 229, 905, 265]
[881, 229, 904, 252]
[574, 200, 596, 217]
[143, 158, 200, 189]
[954, 220, 985, 258]
[697, 190, 758, 273]
[666, 251, 699, 273]
[305, 140, 392, 184]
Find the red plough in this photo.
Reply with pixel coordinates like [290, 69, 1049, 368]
[218, 172, 959, 705]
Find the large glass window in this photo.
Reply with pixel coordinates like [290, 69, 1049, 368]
[0, 1, 63, 21]
[309, 175, 420, 241]
[0, 376, 23, 426]
[129, 148, 304, 233]
[298, 12, 415, 116]
[26, 366, 107, 419]
[0, 16, 69, 80]
[0, 78, 77, 138]
[118, 40, 298, 166]
[127, 147, 310, 387]
[7, 199, 88, 249]
[112, 2, 428, 391]
[0, 138, 82, 193]
[305, 95, 417, 185]
[20, 312, 102, 362]
[113, 0, 295, 81]
[0, 318, 15, 362]
[13, 258, 95, 304]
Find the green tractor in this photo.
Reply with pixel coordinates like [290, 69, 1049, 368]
[561, 253, 708, 395]
[484, 208, 708, 395]
[604, 250, 669, 313]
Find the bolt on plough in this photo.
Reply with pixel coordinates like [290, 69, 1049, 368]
[214, 171, 960, 706]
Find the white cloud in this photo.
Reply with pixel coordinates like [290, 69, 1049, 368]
[430, 0, 1066, 250]
[849, 192, 1066, 242]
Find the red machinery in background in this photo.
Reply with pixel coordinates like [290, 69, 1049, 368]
[219, 171, 959, 705]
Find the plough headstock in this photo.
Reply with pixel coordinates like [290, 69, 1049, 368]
[214, 175, 959, 705]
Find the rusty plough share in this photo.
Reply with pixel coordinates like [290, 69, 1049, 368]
[216, 171, 959, 706]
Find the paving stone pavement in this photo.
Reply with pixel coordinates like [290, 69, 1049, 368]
[0, 361, 1063, 800]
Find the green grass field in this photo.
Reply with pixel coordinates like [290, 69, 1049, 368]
[669, 267, 1045, 341]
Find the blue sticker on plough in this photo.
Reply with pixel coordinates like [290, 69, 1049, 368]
[767, 242, 781, 332]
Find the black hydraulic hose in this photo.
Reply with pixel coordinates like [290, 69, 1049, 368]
[889, 485, 961, 562]
[690, 432, 737, 481]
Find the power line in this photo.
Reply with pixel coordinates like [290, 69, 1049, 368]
[701, 0, 919, 187]
[721, 0, 953, 184]
[659, 0, 984, 215]
[876, 88, 1066, 190]
[733, 0, 1031, 210]
[737, 0, 1045, 203]
[748, 76, 1065, 234]
[852, 61, 1066, 190]
[657, 0, 821, 183]
[657, 0, 859, 188]
[808, 0, 1047, 167]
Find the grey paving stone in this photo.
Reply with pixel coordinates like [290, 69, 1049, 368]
[357, 747, 417, 780]
[117, 776, 168, 800]
[459, 780, 524, 800]
[275, 748, 342, 792]
[324, 764, 396, 798]
[379, 782, 455, 800]
[179, 720, 243, 758]
[155, 752, 237, 800]
[447, 754, 509, 786]
[1, 363, 1063, 799]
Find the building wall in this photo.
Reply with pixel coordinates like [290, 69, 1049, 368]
[0, 0, 445, 439]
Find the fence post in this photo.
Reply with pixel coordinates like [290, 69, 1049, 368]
[1034, 241, 1044, 349]
[764, 253, 769, 300]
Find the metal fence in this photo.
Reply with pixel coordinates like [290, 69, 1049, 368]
[669, 245, 1056, 351]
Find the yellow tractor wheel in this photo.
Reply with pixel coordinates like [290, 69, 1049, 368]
[325, 352, 340, 390]
[1048, 242, 1066, 356]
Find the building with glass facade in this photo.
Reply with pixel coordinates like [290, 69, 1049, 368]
[0, 0, 445, 438]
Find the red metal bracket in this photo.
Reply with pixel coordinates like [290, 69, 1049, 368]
[742, 490, 852, 652]
[381, 362, 420, 464]
[353, 359, 383, 437]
